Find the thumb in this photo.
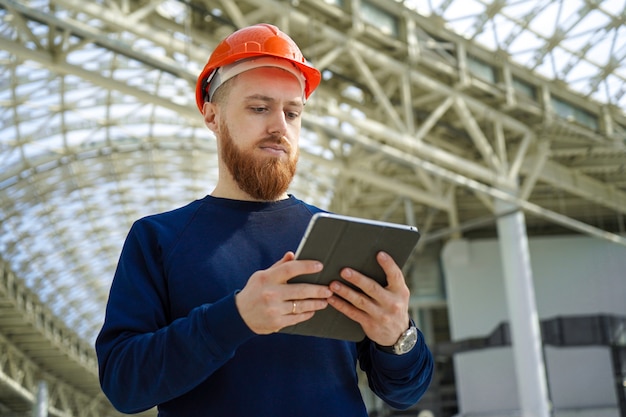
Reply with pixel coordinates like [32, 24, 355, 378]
[271, 251, 296, 267]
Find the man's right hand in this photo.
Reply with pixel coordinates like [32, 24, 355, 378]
[235, 251, 332, 334]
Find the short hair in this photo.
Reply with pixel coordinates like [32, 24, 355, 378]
[210, 75, 238, 106]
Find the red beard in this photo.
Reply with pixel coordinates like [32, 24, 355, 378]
[219, 122, 299, 201]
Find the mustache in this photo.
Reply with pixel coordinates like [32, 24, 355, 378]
[259, 134, 292, 153]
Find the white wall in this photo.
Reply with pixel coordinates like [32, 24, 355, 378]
[441, 235, 626, 417]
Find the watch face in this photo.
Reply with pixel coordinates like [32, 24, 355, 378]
[395, 326, 418, 354]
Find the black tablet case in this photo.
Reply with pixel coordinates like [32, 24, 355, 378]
[280, 213, 420, 342]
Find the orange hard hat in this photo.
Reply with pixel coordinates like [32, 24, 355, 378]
[195, 23, 321, 112]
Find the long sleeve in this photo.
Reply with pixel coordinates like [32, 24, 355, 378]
[358, 330, 434, 409]
[95, 219, 256, 413]
[95, 195, 427, 417]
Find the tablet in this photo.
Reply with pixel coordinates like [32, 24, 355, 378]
[280, 212, 420, 341]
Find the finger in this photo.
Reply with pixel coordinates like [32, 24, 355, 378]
[276, 300, 328, 332]
[327, 293, 371, 324]
[286, 298, 329, 316]
[267, 254, 324, 285]
[284, 281, 333, 301]
[331, 273, 379, 315]
[271, 251, 295, 267]
[278, 311, 316, 331]
[337, 267, 384, 301]
[377, 251, 406, 290]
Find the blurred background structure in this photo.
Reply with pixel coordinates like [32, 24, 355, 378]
[1, 0, 625, 416]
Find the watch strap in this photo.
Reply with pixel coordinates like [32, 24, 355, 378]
[375, 343, 396, 354]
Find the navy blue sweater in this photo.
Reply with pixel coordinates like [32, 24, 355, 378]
[95, 195, 433, 416]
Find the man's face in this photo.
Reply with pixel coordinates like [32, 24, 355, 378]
[212, 67, 304, 201]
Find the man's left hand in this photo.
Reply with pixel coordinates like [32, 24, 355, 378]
[327, 251, 410, 346]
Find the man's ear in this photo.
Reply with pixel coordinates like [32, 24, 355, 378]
[203, 101, 219, 133]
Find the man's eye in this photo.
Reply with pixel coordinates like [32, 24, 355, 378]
[251, 107, 267, 113]
[286, 111, 300, 119]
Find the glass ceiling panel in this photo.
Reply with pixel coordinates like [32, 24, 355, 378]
[407, 0, 626, 108]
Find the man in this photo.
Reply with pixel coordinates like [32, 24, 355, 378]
[96, 23, 433, 417]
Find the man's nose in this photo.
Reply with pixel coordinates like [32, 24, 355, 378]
[267, 110, 288, 137]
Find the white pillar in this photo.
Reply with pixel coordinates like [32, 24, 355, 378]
[495, 198, 551, 417]
[32, 380, 48, 417]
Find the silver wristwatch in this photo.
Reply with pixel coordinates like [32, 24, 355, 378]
[378, 323, 419, 355]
